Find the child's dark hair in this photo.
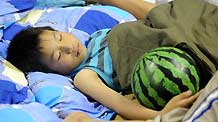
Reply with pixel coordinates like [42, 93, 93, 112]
[7, 26, 57, 74]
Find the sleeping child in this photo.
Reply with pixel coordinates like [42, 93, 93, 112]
[7, 0, 218, 121]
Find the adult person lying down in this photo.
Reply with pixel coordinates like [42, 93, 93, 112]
[85, 0, 155, 19]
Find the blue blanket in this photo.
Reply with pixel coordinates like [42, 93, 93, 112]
[0, 1, 135, 58]
[0, 0, 136, 121]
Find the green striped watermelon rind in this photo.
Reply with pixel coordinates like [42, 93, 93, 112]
[131, 46, 200, 110]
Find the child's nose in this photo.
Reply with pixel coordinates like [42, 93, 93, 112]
[61, 46, 72, 54]
[65, 47, 72, 54]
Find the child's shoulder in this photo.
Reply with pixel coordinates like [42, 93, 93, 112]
[75, 68, 98, 79]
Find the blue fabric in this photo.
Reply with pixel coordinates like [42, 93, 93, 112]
[33, 6, 134, 46]
[192, 98, 218, 122]
[36, 0, 85, 7]
[35, 86, 62, 107]
[69, 29, 121, 91]
[0, 0, 33, 58]
[91, 5, 134, 20]
[3, 24, 30, 41]
[8, 0, 36, 11]
[0, 108, 34, 122]
[84, 29, 116, 90]
[27, 72, 115, 120]
[0, 102, 62, 122]
[75, 10, 119, 35]
[0, 5, 135, 57]
[0, 0, 34, 16]
[0, 57, 61, 121]
[0, 56, 35, 103]
[183, 87, 218, 122]
[0, 40, 9, 58]
[0, 79, 28, 104]
[0, 3, 137, 120]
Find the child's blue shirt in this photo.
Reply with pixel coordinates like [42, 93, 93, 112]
[69, 29, 121, 91]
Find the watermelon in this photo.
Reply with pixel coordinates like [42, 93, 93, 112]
[131, 47, 200, 110]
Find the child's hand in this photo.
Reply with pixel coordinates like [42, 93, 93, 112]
[160, 90, 202, 115]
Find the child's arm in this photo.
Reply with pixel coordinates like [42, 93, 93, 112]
[86, 0, 155, 19]
[64, 111, 154, 122]
[64, 112, 94, 122]
[74, 69, 159, 120]
[74, 68, 200, 120]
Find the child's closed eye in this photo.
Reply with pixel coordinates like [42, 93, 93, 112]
[59, 33, 62, 41]
[57, 51, 62, 61]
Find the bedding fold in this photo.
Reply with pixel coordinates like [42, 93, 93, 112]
[107, 0, 218, 89]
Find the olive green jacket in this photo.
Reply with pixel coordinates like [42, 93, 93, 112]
[107, 0, 218, 89]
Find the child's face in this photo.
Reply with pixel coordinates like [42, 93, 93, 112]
[38, 30, 87, 74]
